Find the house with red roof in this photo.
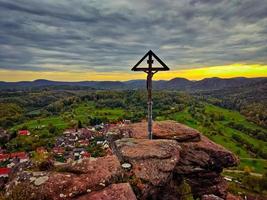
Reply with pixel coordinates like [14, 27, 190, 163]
[0, 154, 9, 162]
[18, 130, 30, 136]
[0, 152, 28, 162]
[81, 151, 91, 159]
[0, 168, 11, 177]
[10, 152, 29, 162]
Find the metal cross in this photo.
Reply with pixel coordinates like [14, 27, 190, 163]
[131, 50, 169, 139]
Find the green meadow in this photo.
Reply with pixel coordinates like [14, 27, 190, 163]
[13, 102, 125, 131]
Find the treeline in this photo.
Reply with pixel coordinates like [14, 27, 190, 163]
[229, 173, 267, 195]
[0, 90, 84, 128]
[215, 99, 267, 128]
[0, 89, 192, 129]
[81, 90, 192, 123]
[196, 81, 267, 128]
[228, 122, 267, 142]
[46, 97, 81, 114]
[0, 103, 24, 128]
[242, 173, 267, 193]
[231, 134, 267, 159]
[187, 102, 225, 136]
[240, 103, 267, 128]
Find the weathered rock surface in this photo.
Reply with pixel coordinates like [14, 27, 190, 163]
[110, 121, 238, 199]
[43, 156, 123, 199]
[225, 193, 243, 200]
[76, 183, 137, 200]
[6, 156, 124, 200]
[4, 121, 239, 200]
[201, 193, 243, 200]
[187, 172, 228, 198]
[175, 135, 239, 198]
[116, 138, 180, 185]
[108, 120, 200, 142]
[201, 194, 224, 200]
[182, 135, 239, 169]
[114, 138, 180, 199]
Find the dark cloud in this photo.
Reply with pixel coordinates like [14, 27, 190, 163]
[0, 0, 266, 73]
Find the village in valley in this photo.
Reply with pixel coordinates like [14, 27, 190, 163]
[0, 121, 130, 184]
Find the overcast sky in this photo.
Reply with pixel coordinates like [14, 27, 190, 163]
[0, 0, 267, 80]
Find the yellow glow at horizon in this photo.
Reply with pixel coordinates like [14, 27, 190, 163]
[0, 63, 266, 82]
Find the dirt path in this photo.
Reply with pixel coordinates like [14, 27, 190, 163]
[224, 169, 263, 177]
[240, 158, 267, 161]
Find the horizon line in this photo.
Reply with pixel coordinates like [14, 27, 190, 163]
[1, 76, 267, 83]
[1, 63, 267, 82]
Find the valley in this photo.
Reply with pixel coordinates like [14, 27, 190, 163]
[1, 88, 266, 174]
[0, 78, 267, 199]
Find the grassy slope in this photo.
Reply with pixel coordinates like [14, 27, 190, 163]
[164, 104, 267, 174]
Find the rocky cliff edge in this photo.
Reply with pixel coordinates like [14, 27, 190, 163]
[4, 120, 239, 200]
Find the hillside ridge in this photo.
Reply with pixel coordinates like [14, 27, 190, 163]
[0, 77, 266, 91]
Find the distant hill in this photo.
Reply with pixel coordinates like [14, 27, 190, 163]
[0, 77, 266, 91]
[195, 78, 267, 128]
[191, 77, 266, 91]
[159, 78, 192, 90]
[0, 79, 125, 90]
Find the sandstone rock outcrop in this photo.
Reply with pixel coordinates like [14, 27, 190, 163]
[109, 121, 238, 199]
[76, 183, 137, 200]
[226, 193, 243, 200]
[6, 156, 124, 200]
[175, 135, 239, 198]
[115, 138, 180, 199]
[108, 120, 200, 142]
[4, 121, 239, 200]
[201, 193, 243, 200]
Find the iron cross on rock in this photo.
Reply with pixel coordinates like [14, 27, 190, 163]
[131, 50, 170, 139]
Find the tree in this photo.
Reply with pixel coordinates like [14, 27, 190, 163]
[89, 117, 102, 126]
[243, 166, 252, 175]
[48, 123, 57, 134]
[77, 120, 83, 128]
[259, 172, 267, 192]
[176, 180, 194, 200]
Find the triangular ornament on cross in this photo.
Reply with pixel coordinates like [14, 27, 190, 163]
[131, 50, 170, 139]
[131, 50, 170, 72]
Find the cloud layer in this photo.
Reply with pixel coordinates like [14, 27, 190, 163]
[0, 0, 266, 74]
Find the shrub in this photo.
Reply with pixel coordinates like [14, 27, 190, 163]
[243, 166, 252, 175]
[38, 159, 54, 171]
[176, 180, 194, 200]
